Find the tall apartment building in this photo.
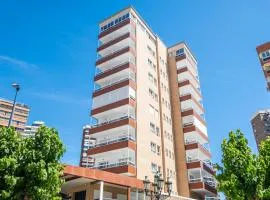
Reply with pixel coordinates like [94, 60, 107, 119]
[256, 42, 270, 91]
[0, 98, 30, 132]
[21, 121, 45, 138]
[81, 6, 217, 199]
[251, 110, 270, 148]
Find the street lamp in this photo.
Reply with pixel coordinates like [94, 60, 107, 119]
[8, 83, 20, 127]
[143, 172, 172, 200]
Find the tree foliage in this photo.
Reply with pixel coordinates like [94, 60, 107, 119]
[216, 129, 270, 200]
[0, 126, 65, 200]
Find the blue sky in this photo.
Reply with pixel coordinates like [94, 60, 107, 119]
[1, 0, 270, 166]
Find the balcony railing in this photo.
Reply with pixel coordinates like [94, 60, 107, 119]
[97, 44, 135, 62]
[91, 115, 135, 129]
[186, 158, 214, 170]
[98, 31, 135, 48]
[185, 140, 210, 152]
[89, 135, 135, 149]
[96, 157, 135, 169]
[94, 76, 136, 92]
[95, 59, 135, 76]
[189, 177, 216, 188]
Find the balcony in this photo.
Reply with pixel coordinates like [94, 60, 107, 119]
[96, 44, 136, 67]
[184, 131, 208, 148]
[98, 32, 136, 57]
[89, 134, 135, 149]
[183, 124, 208, 141]
[98, 18, 135, 41]
[177, 68, 199, 89]
[89, 115, 136, 134]
[185, 141, 211, 160]
[186, 159, 215, 176]
[90, 148, 136, 176]
[94, 67, 136, 92]
[180, 93, 204, 115]
[87, 136, 136, 155]
[179, 81, 202, 103]
[91, 97, 136, 117]
[182, 108, 206, 126]
[95, 61, 136, 81]
[93, 78, 136, 98]
[189, 176, 217, 196]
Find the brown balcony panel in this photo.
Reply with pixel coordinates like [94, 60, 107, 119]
[185, 143, 211, 158]
[189, 182, 217, 195]
[203, 163, 215, 176]
[187, 161, 215, 176]
[98, 19, 134, 39]
[96, 47, 135, 66]
[183, 125, 208, 141]
[95, 62, 136, 81]
[205, 183, 217, 195]
[103, 165, 136, 175]
[87, 140, 136, 155]
[187, 161, 201, 169]
[91, 98, 136, 115]
[256, 42, 270, 54]
[93, 79, 136, 97]
[98, 33, 135, 52]
[175, 54, 186, 62]
[189, 181, 204, 190]
[181, 109, 206, 126]
[89, 118, 136, 134]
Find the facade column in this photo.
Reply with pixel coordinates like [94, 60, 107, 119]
[127, 187, 131, 200]
[99, 181, 104, 200]
[86, 184, 94, 200]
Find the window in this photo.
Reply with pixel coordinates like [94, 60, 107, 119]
[148, 58, 152, 65]
[147, 45, 156, 57]
[165, 148, 168, 157]
[100, 13, 130, 32]
[157, 145, 161, 155]
[151, 163, 157, 172]
[150, 122, 156, 133]
[156, 127, 160, 136]
[151, 142, 156, 153]
[148, 72, 154, 82]
[262, 50, 270, 62]
[176, 48, 184, 56]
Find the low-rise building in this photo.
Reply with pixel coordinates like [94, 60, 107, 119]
[0, 97, 30, 132]
[21, 121, 45, 138]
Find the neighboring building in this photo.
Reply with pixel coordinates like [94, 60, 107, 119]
[251, 110, 270, 148]
[256, 42, 270, 91]
[79, 125, 96, 168]
[0, 97, 30, 132]
[21, 121, 45, 138]
[80, 6, 217, 199]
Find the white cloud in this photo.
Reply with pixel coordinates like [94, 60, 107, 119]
[0, 55, 38, 70]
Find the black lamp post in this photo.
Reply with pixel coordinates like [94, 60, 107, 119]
[8, 83, 20, 127]
[143, 171, 172, 200]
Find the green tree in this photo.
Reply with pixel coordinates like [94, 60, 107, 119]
[0, 126, 65, 200]
[0, 128, 21, 199]
[217, 129, 270, 200]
